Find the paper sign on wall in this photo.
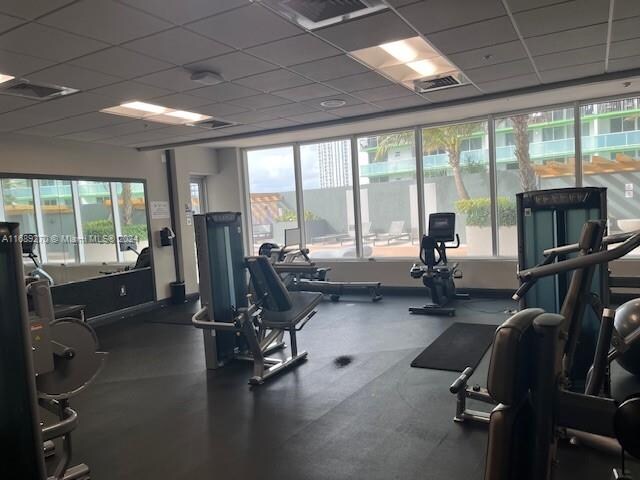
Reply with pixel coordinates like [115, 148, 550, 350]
[150, 201, 170, 219]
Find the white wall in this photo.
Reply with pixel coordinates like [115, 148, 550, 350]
[0, 133, 177, 299]
[205, 147, 244, 213]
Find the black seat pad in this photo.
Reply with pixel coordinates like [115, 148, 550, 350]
[261, 291, 322, 328]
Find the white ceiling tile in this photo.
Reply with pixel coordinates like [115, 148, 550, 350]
[135, 67, 196, 91]
[476, 73, 539, 93]
[233, 69, 310, 93]
[610, 38, 640, 60]
[0, 23, 108, 62]
[273, 83, 342, 102]
[303, 95, 363, 111]
[608, 55, 640, 72]
[386, 0, 421, 6]
[247, 34, 341, 67]
[257, 102, 320, 118]
[254, 118, 300, 129]
[448, 41, 527, 71]
[465, 58, 535, 83]
[134, 135, 194, 147]
[0, 0, 75, 20]
[39, 0, 172, 44]
[123, 28, 231, 65]
[107, 128, 173, 145]
[325, 71, 393, 92]
[189, 82, 260, 102]
[83, 120, 166, 138]
[505, 0, 567, 13]
[540, 61, 604, 83]
[534, 45, 606, 71]
[196, 102, 249, 117]
[0, 48, 54, 76]
[612, 17, 640, 42]
[0, 94, 36, 113]
[71, 47, 173, 79]
[614, 0, 640, 20]
[513, 0, 609, 38]
[524, 24, 608, 56]
[399, 0, 505, 34]
[422, 84, 482, 102]
[91, 80, 174, 102]
[352, 84, 414, 102]
[120, 0, 248, 25]
[20, 111, 130, 136]
[330, 103, 383, 117]
[374, 95, 431, 109]
[428, 17, 518, 54]
[149, 93, 212, 110]
[291, 55, 370, 82]
[221, 110, 282, 124]
[186, 51, 277, 81]
[229, 94, 291, 109]
[187, 4, 302, 49]
[0, 13, 24, 33]
[285, 111, 340, 124]
[60, 130, 116, 142]
[27, 63, 121, 90]
[315, 11, 415, 51]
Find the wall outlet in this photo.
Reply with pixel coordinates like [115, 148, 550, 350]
[120, 285, 127, 296]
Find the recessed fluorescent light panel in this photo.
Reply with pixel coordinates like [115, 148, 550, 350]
[101, 102, 212, 125]
[257, 0, 388, 30]
[0, 73, 15, 84]
[351, 36, 463, 91]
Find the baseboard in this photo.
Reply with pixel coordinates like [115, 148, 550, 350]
[380, 286, 514, 299]
[88, 293, 200, 328]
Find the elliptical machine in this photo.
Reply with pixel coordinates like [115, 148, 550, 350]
[409, 213, 468, 316]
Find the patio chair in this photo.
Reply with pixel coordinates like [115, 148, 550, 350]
[373, 220, 410, 245]
[339, 222, 375, 245]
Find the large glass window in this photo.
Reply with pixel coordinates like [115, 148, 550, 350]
[300, 139, 356, 258]
[78, 180, 117, 263]
[581, 97, 640, 254]
[2, 178, 38, 232]
[37, 179, 78, 263]
[495, 108, 576, 256]
[115, 182, 149, 263]
[422, 121, 491, 257]
[246, 146, 297, 251]
[357, 130, 416, 258]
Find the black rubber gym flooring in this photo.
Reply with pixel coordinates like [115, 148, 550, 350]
[69, 295, 639, 480]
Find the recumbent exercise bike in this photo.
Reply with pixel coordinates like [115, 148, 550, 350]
[409, 213, 468, 316]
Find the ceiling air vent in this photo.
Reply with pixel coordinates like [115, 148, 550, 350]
[0, 79, 78, 100]
[413, 73, 466, 93]
[194, 119, 236, 130]
[258, 0, 387, 30]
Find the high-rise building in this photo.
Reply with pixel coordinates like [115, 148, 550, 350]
[318, 139, 351, 188]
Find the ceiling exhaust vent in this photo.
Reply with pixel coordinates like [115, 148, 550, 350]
[259, 0, 387, 30]
[0, 79, 78, 100]
[193, 118, 236, 130]
[413, 73, 466, 93]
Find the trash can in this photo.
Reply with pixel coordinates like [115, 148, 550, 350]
[170, 281, 186, 304]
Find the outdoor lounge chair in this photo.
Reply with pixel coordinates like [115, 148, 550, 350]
[339, 222, 375, 245]
[373, 220, 410, 245]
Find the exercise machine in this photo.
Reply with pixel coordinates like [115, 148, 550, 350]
[409, 213, 468, 316]
[191, 212, 322, 385]
[23, 233, 54, 286]
[1, 222, 106, 479]
[259, 228, 383, 302]
[452, 221, 640, 456]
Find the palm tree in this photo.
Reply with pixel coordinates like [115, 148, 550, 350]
[510, 115, 537, 192]
[375, 123, 484, 200]
[121, 182, 133, 225]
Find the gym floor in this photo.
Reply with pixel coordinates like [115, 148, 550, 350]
[69, 295, 639, 480]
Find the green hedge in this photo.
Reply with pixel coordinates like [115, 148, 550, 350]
[83, 219, 148, 241]
[455, 197, 517, 227]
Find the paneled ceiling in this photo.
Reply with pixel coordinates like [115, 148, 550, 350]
[0, 0, 637, 149]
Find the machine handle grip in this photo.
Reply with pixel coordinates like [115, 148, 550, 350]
[450, 366, 475, 394]
[512, 279, 536, 302]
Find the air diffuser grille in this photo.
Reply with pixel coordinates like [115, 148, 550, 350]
[0, 79, 78, 100]
[282, 0, 368, 22]
[414, 74, 464, 93]
[195, 119, 236, 129]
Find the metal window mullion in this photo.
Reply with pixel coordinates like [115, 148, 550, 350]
[574, 102, 583, 187]
[240, 149, 253, 255]
[0, 181, 5, 222]
[293, 143, 306, 249]
[32, 179, 47, 264]
[71, 181, 85, 263]
[488, 115, 499, 257]
[350, 135, 363, 258]
[414, 127, 425, 240]
[110, 182, 124, 262]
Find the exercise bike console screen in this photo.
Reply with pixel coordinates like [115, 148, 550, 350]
[428, 213, 455, 242]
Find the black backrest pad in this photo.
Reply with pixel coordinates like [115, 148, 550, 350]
[245, 256, 292, 312]
[428, 213, 455, 242]
[487, 308, 545, 405]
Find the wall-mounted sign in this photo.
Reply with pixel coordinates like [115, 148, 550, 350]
[150, 201, 170, 219]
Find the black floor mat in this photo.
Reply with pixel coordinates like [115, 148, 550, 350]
[411, 322, 498, 372]
[143, 301, 200, 326]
